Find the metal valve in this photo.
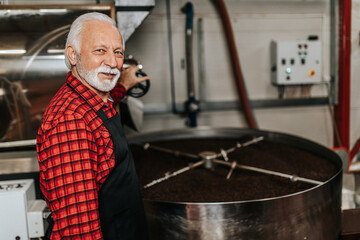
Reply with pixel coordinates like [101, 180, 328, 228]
[123, 56, 150, 98]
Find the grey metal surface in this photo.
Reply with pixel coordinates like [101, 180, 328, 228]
[115, 0, 155, 42]
[116, 11, 150, 42]
[128, 127, 343, 240]
[0, 139, 36, 149]
[0, 150, 38, 174]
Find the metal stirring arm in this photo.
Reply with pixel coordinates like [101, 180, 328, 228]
[143, 160, 205, 189]
[216, 136, 264, 161]
[213, 159, 323, 186]
[140, 143, 203, 189]
[140, 136, 323, 188]
[141, 137, 266, 188]
[142, 143, 199, 160]
[141, 136, 265, 161]
[209, 136, 322, 185]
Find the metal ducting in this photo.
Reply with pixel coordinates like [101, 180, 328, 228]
[115, 0, 155, 42]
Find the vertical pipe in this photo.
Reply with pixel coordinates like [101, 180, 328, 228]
[166, 0, 179, 114]
[198, 18, 206, 102]
[329, 0, 337, 105]
[182, 2, 199, 127]
[213, 0, 258, 129]
[334, 0, 351, 149]
[183, 3, 195, 100]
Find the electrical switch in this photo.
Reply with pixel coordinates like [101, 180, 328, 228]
[308, 69, 316, 77]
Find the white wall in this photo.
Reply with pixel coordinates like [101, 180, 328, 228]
[125, 0, 338, 147]
[4, 0, 354, 149]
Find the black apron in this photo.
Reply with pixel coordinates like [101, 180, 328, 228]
[96, 109, 148, 240]
[46, 108, 148, 240]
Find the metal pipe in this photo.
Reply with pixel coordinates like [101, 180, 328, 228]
[143, 143, 199, 159]
[334, 0, 351, 149]
[213, 159, 323, 186]
[329, 0, 337, 105]
[182, 2, 195, 100]
[166, 0, 179, 114]
[142, 98, 329, 115]
[197, 18, 206, 102]
[182, 2, 199, 127]
[144, 159, 205, 188]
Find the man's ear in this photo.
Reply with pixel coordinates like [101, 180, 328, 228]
[66, 45, 78, 66]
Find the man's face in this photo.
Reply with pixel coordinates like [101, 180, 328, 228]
[76, 20, 124, 92]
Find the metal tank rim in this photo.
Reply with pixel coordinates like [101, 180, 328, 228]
[127, 126, 343, 204]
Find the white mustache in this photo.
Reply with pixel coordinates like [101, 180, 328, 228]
[97, 66, 120, 75]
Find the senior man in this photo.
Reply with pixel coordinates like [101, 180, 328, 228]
[36, 12, 149, 239]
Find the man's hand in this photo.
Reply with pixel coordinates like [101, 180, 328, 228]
[120, 65, 150, 90]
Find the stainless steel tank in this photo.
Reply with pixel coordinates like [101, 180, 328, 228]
[128, 127, 342, 240]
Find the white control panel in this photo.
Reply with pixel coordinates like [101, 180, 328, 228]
[0, 179, 47, 239]
[271, 40, 322, 85]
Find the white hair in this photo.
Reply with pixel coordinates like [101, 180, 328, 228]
[65, 12, 123, 69]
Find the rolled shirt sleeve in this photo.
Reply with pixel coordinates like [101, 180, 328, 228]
[110, 83, 127, 105]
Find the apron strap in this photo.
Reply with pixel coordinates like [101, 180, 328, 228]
[96, 108, 108, 122]
[45, 213, 54, 240]
[96, 109, 122, 166]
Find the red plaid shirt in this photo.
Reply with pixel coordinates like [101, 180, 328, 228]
[110, 82, 127, 104]
[37, 72, 126, 239]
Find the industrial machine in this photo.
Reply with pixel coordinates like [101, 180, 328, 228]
[0, 179, 48, 239]
[128, 127, 342, 240]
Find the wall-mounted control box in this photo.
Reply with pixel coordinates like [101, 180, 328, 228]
[271, 40, 322, 85]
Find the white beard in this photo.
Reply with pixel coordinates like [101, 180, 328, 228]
[77, 58, 120, 93]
